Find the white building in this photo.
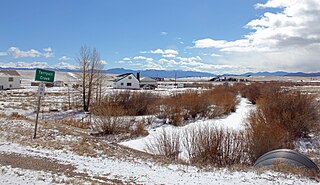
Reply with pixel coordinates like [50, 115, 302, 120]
[140, 77, 158, 89]
[54, 80, 65, 87]
[112, 73, 140, 89]
[0, 70, 21, 90]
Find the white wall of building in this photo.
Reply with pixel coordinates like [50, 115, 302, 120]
[113, 74, 140, 89]
[0, 76, 21, 90]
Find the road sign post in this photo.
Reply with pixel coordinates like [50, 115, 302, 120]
[33, 69, 55, 139]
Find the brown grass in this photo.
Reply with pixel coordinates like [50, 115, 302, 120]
[9, 112, 28, 120]
[272, 161, 320, 179]
[57, 118, 90, 129]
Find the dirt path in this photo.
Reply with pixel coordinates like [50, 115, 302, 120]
[0, 152, 125, 184]
[0, 153, 76, 175]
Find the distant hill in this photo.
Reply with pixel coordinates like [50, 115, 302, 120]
[241, 71, 289, 77]
[285, 72, 320, 77]
[240, 71, 320, 77]
[1, 67, 319, 77]
[105, 68, 215, 78]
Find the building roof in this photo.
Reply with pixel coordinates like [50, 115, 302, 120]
[113, 73, 138, 82]
[0, 70, 21, 77]
[140, 77, 157, 82]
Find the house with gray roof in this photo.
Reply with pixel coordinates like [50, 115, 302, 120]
[0, 70, 21, 90]
[112, 73, 140, 89]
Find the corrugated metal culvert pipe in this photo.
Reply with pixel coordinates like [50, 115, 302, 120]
[254, 149, 320, 173]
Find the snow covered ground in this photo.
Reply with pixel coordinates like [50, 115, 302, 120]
[121, 97, 255, 159]
[0, 141, 317, 185]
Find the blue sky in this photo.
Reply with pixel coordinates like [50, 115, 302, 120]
[1, 0, 319, 74]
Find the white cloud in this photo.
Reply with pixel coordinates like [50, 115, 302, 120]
[100, 60, 108, 65]
[0, 52, 7, 57]
[133, 56, 147, 60]
[161, 59, 178, 65]
[193, 0, 320, 72]
[42, 47, 54, 58]
[147, 49, 179, 58]
[122, 57, 131, 61]
[194, 39, 227, 48]
[144, 61, 164, 70]
[132, 56, 154, 62]
[0, 60, 81, 70]
[150, 49, 164, 54]
[120, 53, 248, 74]
[162, 54, 176, 58]
[161, 32, 168, 36]
[211, 53, 221, 57]
[0, 61, 50, 68]
[146, 58, 154, 62]
[43, 47, 52, 52]
[176, 56, 202, 62]
[59, 56, 71, 61]
[8, 47, 41, 58]
[8, 47, 54, 58]
[54, 62, 79, 70]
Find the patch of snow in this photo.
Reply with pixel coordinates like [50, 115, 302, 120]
[120, 98, 255, 158]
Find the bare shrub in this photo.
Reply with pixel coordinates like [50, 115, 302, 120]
[246, 89, 320, 162]
[146, 128, 181, 161]
[147, 125, 249, 166]
[246, 110, 294, 162]
[238, 82, 283, 104]
[158, 85, 239, 126]
[131, 120, 149, 137]
[91, 105, 131, 135]
[157, 95, 184, 126]
[96, 91, 159, 116]
[238, 83, 262, 104]
[203, 85, 239, 118]
[183, 126, 249, 167]
[257, 90, 319, 139]
[179, 90, 207, 119]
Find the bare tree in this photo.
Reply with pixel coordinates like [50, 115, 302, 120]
[77, 46, 105, 112]
[94, 70, 105, 105]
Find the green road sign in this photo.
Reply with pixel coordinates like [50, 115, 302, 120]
[35, 68, 55, 82]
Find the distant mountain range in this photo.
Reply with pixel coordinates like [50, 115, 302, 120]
[240, 71, 320, 77]
[1, 67, 320, 78]
[105, 68, 214, 78]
